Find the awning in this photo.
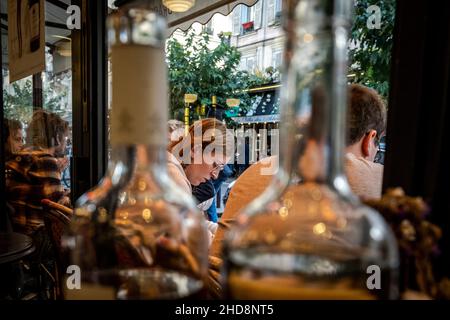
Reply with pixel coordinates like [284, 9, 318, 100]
[232, 86, 281, 123]
[114, 0, 258, 35]
[167, 0, 258, 34]
[232, 114, 280, 124]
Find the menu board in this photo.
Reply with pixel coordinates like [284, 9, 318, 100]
[8, 0, 45, 83]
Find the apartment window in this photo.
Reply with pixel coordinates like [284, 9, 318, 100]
[232, 1, 262, 35]
[268, 0, 283, 25]
[241, 56, 256, 72]
[203, 20, 214, 35]
[247, 57, 255, 71]
[272, 49, 283, 68]
[275, 0, 282, 13]
[241, 5, 255, 24]
[240, 5, 255, 34]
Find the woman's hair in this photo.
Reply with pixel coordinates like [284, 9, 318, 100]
[3, 119, 23, 159]
[168, 119, 184, 134]
[3, 118, 23, 138]
[26, 110, 69, 149]
[168, 118, 234, 163]
[168, 119, 185, 142]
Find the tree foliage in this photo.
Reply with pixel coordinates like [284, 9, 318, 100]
[167, 30, 270, 120]
[349, 0, 396, 98]
[3, 76, 70, 124]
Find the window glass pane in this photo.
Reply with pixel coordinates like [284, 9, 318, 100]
[2, 0, 72, 235]
[104, 0, 396, 206]
[275, 0, 282, 13]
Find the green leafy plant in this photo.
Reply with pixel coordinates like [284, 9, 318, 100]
[349, 0, 396, 98]
[3, 76, 70, 124]
[167, 30, 271, 122]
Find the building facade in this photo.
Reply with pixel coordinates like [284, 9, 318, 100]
[170, 0, 284, 74]
[230, 0, 284, 72]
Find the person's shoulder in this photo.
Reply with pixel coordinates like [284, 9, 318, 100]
[345, 153, 383, 171]
[167, 151, 183, 173]
[242, 155, 278, 177]
[344, 153, 383, 199]
[166, 151, 192, 194]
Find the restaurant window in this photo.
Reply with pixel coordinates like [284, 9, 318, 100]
[107, 0, 395, 199]
[1, 0, 73, 233]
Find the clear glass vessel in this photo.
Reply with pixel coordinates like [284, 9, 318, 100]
[223, 0, 399, 300]
[62, 7, 209, 300]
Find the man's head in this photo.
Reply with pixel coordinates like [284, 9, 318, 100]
[3, 119, 24, 158]
[346, 84, 387, 162]
[26, 110, 69, 157]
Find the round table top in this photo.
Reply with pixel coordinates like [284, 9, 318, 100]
[0, 232, 35, 265]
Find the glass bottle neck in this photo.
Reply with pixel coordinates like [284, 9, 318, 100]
[278, 0, 353, 197]
[106, 144, 168, 189]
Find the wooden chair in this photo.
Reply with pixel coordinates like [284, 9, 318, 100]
[41, 199, 72, 299]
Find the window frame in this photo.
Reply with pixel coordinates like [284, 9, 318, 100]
[0, 0, 108, 229]
[70, 0, 108, 202]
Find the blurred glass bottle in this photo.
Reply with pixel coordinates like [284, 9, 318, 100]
[223, 0, 399, 300]
[62, 7, 209, 300]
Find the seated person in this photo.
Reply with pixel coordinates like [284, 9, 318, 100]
[168, 119, 217, 215]
[206, 164, 234, 223]
[209, 156, 275, 259]
[3, 119, 24, 160]
[192, 179, 216, 213]
[6, 110, 70, 235]
[167, 118, 233, 241]
[211, 84, 387, 257]
[345, 83, 386, 200]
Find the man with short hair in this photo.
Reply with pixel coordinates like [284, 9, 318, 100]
[211, 83, 388, 260]
[345, 83, 387, 199]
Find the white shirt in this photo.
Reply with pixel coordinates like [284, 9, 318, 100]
[344, 153, 384, 200]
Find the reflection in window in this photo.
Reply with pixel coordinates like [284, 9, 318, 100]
[5, 110, 70, 235]
[2, 0, 73, 236]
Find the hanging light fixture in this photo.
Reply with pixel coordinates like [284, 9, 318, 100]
[162, 0, 195, 13]
[56, 41, 72, 57]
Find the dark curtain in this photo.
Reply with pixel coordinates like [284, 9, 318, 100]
[384, 0, 450, 278]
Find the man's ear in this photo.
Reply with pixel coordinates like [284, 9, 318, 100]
[361, 130, 377, 158]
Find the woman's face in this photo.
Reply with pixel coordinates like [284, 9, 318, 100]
[54, 131, 69, 157]
[184, 152, 227, 186]
[7, 128, 24, 154]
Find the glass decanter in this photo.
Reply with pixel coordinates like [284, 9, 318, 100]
[62, 7, 209, 300]
[222, 0, 399, 300]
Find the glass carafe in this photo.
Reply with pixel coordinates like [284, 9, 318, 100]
[62, 8, 209, 300]
[223, 0, 399, 300]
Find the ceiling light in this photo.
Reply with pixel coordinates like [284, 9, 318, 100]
[162, 0, 195, 13]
